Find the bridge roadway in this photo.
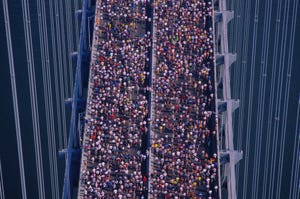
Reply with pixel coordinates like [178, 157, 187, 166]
[78, 0, 151, 198]
[149, 1, 219, 198]
[77, 0, 220, 198]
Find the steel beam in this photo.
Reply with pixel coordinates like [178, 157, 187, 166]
[217, 99, 240, 113]
[216, 1, 242, 199]
[61, 0, 93, 198]
[216, 53, 237, 66]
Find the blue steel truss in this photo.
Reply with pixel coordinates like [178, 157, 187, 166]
[61, 0, 95, 198]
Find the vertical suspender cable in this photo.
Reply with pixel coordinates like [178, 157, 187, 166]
[54, 0, 68, 148]
[0, 160, 4, 199]
[289, 95, 300, 199]
[235, 0, 251, 189]
[268, 0, 290, 198]
[20, 0, 45, 198]
[36, 0, 60, 198]
[261, 0, 282, 197]
[241, 0, 260, 198]
[58, 0, 70, 97]
[48, 0, 63, 149]
[251, 0, 272, 197]
[35, 0, 55, 197]
[40, 0, 60, 196]
[2, 0, 27, 198]
[292, 95, 300, 199]
[65, 0, 75, 93]
[275, 0, 299, 196]
[74, 0, 80, 47]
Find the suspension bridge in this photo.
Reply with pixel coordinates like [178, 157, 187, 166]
[1, 0, 300, 198]
[60, 0, 241, 198]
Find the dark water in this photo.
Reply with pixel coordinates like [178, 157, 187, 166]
[0, 0, 300, 199]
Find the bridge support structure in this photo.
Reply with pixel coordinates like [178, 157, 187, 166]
[61, 0, 96, 198]
[214, 1, 243, 199]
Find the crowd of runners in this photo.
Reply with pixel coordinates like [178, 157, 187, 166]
[79, 0, 151, 198]
[79, 0, 219, 198]
[150, 0, 218, 198]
